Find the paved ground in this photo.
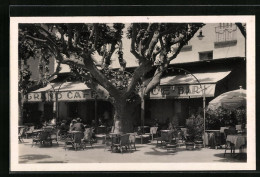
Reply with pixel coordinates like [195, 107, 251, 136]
[18, 138, 246, 163]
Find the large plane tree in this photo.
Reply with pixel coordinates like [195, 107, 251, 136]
[19, 23, 204, 132]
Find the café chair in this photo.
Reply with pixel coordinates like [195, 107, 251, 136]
[50, 129, 59, 145]
[25, 126, 35, 138]
[112, 134, 130, 153]
[149, 127, 158, 141]
[236, 125, 242, 133]
[220, 127, 229, 133]
[223, 129, 235, 157]
[57, 129, 68, 141]
[166, 139, 177, 152]
[64, 132, 84, 151]
[157, 131, 173, 146]
[32, 131, 52, 147]
[82, 128, 94, 149]
[128, 133, 136, 151]
[104, 134, 113, 151]
[224, 141, 235, 157]
[18, 127, 26, 143]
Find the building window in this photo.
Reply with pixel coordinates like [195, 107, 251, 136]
[215, 23, 237, 42]
[199, 51, 213, 61]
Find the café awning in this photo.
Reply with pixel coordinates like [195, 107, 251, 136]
[160, 71, 231, 85]
[31, 81, 90, 92]
[149, 70, 231, 99]
[25, 81, 98, 102]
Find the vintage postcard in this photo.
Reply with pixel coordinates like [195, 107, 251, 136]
[10, 16, 255, 171]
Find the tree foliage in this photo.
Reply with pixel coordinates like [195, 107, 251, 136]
[19, 23, 204, 104]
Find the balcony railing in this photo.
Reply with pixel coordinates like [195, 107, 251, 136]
[214, 24, 237, 48]
[215, 24, 237, 42]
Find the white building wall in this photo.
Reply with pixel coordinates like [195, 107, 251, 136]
[171, 23, 245, 64]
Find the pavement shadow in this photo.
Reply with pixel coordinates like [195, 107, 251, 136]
[20, 154, 51, 162]
[213, 153, 247, 162]
[19, 160, 29, 163]
[37, 161, 67, 163]
[144, 147, 178, 156]
[24, 142, 63, 149]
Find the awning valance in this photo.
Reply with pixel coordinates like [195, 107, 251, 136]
[25, 82, 98, 102]
[160, 71, 231, 85]
[149, 70, 231, 99]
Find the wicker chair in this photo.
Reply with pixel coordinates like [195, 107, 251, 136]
[64, 132, 84, 151]
[18, 127, 26, 143]
[104, 134, 112, 151]
[32, 131, 52, 147]
[128, 133, 136, 151]
[50, 128, 59, 145]
[157, 131, 173, 146]
[224, 128, 236, 157]
[149, 127, 158, 141]
[166, 139, 177, 152]
[112, 134, 130, 153]
[82, 128, 94, 149]
[25, 126, 35, 138]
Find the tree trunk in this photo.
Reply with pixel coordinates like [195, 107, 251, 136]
[112, 100, 137, 133]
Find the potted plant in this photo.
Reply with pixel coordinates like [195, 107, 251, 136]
[185, 113, 204, 150]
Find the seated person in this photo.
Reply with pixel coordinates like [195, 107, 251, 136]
[69, 119, 77, 131]
[71, 118, 85, 132]
[59, 120, 69, 133]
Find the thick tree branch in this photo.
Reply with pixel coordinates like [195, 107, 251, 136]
[168, 42, 184, 61]
[61, 52, 120, 98]
[25, 35, 47, 42]
[124, 60, 153, 98]
[145, 30, 160, 60]
[144, 65, 166, 95]
[73, 70, 113, 102]
[103, 42, 116, 67]
[67, 24, 73, 50]
[46, 62, 61, 81]
[130, 24, 144, 62]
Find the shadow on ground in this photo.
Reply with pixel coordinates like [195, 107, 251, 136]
[24, 142, 62, 149]
[19, 154, 52, 163]
[37, 161, 67, 163]
[144, 147, 178, 156]
[213, 153, 247, 162]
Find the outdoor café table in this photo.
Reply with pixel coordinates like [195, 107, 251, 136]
[18, 125, 27, 132]
[32, 129, 43, 138]
[109, 132, 123, 143]
[226, 134, 247, 152]
[67, 130, 82, 138]
[138, 126, 150, 134]
[96, 126, 107, 134]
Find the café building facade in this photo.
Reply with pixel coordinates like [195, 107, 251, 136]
[23, 23, 246, 127]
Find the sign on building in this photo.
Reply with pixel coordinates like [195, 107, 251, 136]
[149, 84, 216, 99]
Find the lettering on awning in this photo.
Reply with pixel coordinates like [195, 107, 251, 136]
[25, 90, 103, 102]
[149, 84, 216, 99]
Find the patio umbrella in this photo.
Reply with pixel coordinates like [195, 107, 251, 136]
[208, 87, 246, 110]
